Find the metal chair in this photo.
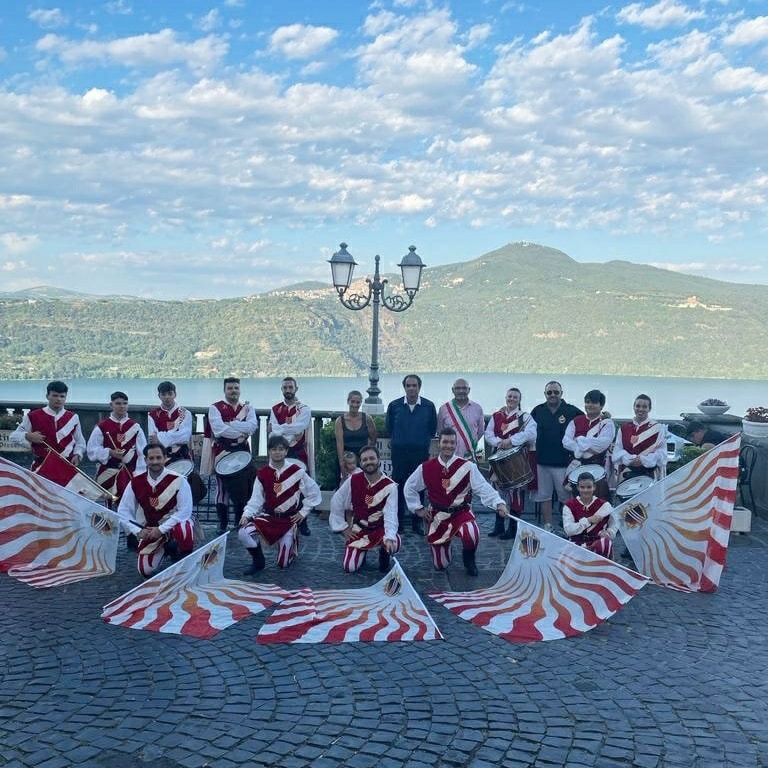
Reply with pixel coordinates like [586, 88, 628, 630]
[738, 444, 757, 511]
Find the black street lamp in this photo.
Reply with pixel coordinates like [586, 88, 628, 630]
[328, 242, 426, 412]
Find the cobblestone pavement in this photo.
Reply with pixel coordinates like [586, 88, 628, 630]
[1, 505, 767, 768]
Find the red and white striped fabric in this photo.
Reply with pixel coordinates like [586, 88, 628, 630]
[102, 534, 289, 638]
[257, 559, 443, 644]
[430, 519, 649, 643]
[617, 433, 740, 592]
[0, 456, 120, 587]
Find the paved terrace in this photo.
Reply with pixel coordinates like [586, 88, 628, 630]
[2, 502, 767, 768]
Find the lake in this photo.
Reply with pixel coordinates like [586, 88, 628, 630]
[0, 372, 762, 420]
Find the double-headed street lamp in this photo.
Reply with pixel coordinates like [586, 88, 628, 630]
[328, 242, 426, 413]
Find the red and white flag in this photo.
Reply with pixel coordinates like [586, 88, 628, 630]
[102, 534, 289, 639]
[257, 559, 443, 644]
[35, 449, 108, 501]
[430, 520, 649, 643]
[617, 433, 740, 592]
[0, 456, 120, 588]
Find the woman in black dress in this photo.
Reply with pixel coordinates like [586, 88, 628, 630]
[335, 390, 377, 482]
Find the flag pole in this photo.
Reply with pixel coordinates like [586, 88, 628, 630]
[36, 437, 118, 503]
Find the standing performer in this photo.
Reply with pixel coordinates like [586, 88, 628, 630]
[117, 443, 194, 577]
[238, 435, 322, 573]
[530, 381, 583, 532]
[562, 472, 617, 559]
[9, 380, 86, 485]
[269, 376, 313, 536]
[404, 428, 507, 577]
[87, 391, 147, 505]
[329, 445, 400, 573]
[207, 377, 257, 534]
[612, 394, 668, 482]
[436, 378, 485, 459]
[484, 387, 537, 540]
[148, 381, 193, 461]
[562, 389, 615, 477]
[386, 374, 438, 535]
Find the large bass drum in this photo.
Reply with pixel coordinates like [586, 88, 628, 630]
[488, 446, 534, 490]
[214, 450, 256, 506]
[567, 463, 610, 501]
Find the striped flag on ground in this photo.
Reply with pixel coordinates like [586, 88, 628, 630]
[101, 534, 289, 638]
[0, 456, 120, 588]
[257, 559, 443, 644]
[430, 520, 650, 643]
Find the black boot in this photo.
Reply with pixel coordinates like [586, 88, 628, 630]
[126, 533, 139, 551]
[500, 518, 518, 540]
[462, 548, 479, 577]
[163, 539, 181, 562]
[216, 504, 229, 535]
[298, 516, 311, 536]
[411, 514, 424, 536]
[488, 515, 506, 538]
[378, 548, 391, 573]
[243, 546, 265, 575]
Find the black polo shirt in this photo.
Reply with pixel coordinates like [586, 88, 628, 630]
[531, 400, 584, 467]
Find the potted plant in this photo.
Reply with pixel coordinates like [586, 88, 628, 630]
[742, 407, 768, 437]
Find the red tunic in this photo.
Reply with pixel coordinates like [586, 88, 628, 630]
[271, 402, 308, 464]
[27, 409, 80, 469]
[251, 463, 305, 545]
[564, 496, 611, 546]
[95, 417, 141, 498]
[130, 472, 184, 527]
[208, 401, 252, 460]
[570, 415, 609, 465]
[148, 406, 190, 459]
[422, 457, 473, 511]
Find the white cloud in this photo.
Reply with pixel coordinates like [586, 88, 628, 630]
[724, 16, 768, 46]
[269, 24, 339, 60]
[29, 8, 68, 29]
[35, 29, 228, 73]
[1, 260, 29, 272]
[650, 261, 761, 273]
[105, 0, 132, 14]
[197, 9, 221, 33]
[617, 0, 705, 30]
[0, 233, 39, 255]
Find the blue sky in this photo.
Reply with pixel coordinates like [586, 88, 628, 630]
[1, 0, 767, 298]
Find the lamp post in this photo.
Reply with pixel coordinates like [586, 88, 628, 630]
[328, 242, 426, 413]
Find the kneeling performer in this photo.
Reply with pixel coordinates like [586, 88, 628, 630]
[562, 472, 617, 559]
[117, 443, 195, 578]
[330, 445, 400, 573]
[404, 428, 508, 576]
[238, 435, 321, 573]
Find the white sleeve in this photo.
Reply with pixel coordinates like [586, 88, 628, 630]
[577, 420, 616, 455]
[383, 483, 399, 542]
[116, 484, 143, 536]
[243, 477, 266, 520]
[87, 425, 111, 464]
[159, 477, 192, 534]
[403, 465, 426, 512]
[562, 420, 578, 455]
[562, 505, 588, 537]
[470, 463, 504, 508]
[329, 479, 352, 532]
[8, 414, 32, 446]
[72, 417, 86, 458]
[484, 416, 501, 448]
[298, 472, 322, 517]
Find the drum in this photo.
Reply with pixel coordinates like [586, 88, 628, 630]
[568, 463, 610, 501]
[488, 446, 534, 490]
[214, 451, 256, 506]
[615, 474, 654, 502]
[167, 459, 208, 505]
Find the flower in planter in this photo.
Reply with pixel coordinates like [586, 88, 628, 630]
[745, 407, 768, 423]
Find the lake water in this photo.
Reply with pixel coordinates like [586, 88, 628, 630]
[0, 372, 764, 420]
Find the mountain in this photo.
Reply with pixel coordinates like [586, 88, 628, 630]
[1, 243, 766, 380]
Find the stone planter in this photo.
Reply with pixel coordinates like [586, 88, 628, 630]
[742, 419, 768, 438]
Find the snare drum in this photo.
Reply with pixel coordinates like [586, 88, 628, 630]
[615, 474, 653, 502]
[168, 459, 208, 505]
[214, 450, 256, 505]
[568, 463, 610, 501]
[488, 446, 534, 490]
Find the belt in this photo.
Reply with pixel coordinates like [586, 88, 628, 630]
[432, 503, 470, 514]
[261, 509, 297, 519]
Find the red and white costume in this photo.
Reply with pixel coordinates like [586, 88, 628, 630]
[87, 416, 147, 503]
[148, 404, 193, 461]
[117, 469, 194, 577]
[562, 495, 617, 559]
[330, 472, 400, 573]
[206, 400, 257, 504]
[10, 406, 86, 484]
[562, 415, 615, 468]
[269, 401, 311, 468]
[483, 407, 537, 512]
[612, 420, 667, 480]
[404, 456, 503, 570]
[238, 459, 321, 568]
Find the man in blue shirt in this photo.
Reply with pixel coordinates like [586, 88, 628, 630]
[386, 374, 437, 535]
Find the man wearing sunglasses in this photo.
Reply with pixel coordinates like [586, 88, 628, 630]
[530, 382, 583, 532]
